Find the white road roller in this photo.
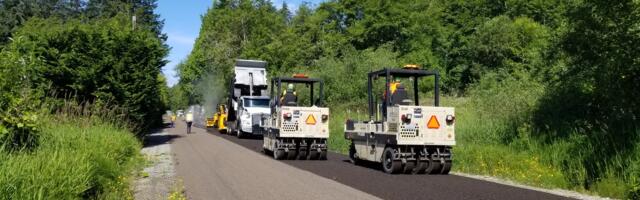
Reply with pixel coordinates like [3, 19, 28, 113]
[261, 74, 330, 160]
[345, 66, 455, 174]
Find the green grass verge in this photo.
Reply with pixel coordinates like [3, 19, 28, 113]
[0, 115, 142, 199]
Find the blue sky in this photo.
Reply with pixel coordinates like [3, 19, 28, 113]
[157, 0, 324, 87]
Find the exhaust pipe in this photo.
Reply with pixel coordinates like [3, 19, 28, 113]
[249, 72, 254, 96]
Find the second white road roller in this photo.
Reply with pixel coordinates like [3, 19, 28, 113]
[261, 74, 330, 160]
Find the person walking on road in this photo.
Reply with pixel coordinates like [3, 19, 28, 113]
[170, 114, 177, 128]
[185, 111, 194, 134]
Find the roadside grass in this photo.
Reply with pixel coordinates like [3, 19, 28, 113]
[168, 179, 187, 200]
[0, 114, 143, 199]
[325, 94, 639, 199]
[327, 108, 349, 154]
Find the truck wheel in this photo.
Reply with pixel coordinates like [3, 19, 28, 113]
[225, 122, 233, 135]
[349, 142, 359, 164]
[382, 147, 401, 174]
[236, 130, 243, 138]
[235, 121, 243, 138]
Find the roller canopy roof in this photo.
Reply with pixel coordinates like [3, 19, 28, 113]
[271, 77, 323, 83]
[368, 68, 439, 78]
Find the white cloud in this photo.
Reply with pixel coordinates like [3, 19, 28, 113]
[162, 61, 179, 87]
[167, 32, 195, 47]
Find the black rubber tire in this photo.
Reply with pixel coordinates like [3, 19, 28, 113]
[274, 149, 285, 160]
[349, 142, 359, 164]
[423, 156, 436, 174]
[309, 150, 320, 160]
[319, 150, 327, 160]
[403, 161, 417, 174]
[428, 157, 443, 174]
[236, 122, 243, 138]
[236, 130, 241, 138]
[382, 147, 401, 174]
[287, 149, 297, 160]
[441, 160, 452, 175]
[297, 148, 308, 160]
[413, 159, 428, 174]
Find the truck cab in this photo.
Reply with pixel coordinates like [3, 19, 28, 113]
[226, 59, 269, 136]
[235, 96, 270, 137]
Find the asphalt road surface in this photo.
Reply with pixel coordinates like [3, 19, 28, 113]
[170, 121, 379, 200]
[169, 121, 571, 200]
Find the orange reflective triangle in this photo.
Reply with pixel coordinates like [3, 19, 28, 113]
[427, 115, 440, 129]
[306, 114, 317, 125]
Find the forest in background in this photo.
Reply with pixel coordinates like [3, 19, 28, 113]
[174, 0, 640, 198]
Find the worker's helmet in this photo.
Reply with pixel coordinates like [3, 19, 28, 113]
[287, 83, 294, 90]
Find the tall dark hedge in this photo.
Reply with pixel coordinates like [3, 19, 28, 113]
[3, 16, 167, 135]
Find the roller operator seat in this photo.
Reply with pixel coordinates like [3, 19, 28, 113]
[391, 85, 413, 106]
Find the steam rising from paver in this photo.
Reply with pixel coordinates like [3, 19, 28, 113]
[193, 72, 225, 126]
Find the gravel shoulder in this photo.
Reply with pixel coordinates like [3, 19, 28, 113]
[134, 129, 177, 200]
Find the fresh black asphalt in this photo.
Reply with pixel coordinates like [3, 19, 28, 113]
[207, 129, 572, 200]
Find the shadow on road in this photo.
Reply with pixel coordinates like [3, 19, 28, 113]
[205, 128, 264, 140]
[237, 134, 263, 140]
[160, 122, 174, 128]
[143, 133, 182, 148]
[343, 159, 384, 171]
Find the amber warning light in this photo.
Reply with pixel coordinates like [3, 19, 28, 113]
[403, 64, 419, 69]
[427, 115, 440, 129]
[293, 73, 309, 78]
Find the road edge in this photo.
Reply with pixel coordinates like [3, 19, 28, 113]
[451, 172, 612, 200]
[134, 129, 178, 200]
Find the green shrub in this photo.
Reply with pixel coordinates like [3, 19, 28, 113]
[2, 16, 168, 135]
[0, 115, 142, 199]
[457, 71, 545, 145]
[452, 72, 640, 198]
[0, 35, 44, 152]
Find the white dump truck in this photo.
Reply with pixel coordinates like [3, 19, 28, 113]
[226, 59, 270, 138]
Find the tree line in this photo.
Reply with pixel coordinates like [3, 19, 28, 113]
[0, 0, 169, 149]
[175, 0, 640, 197]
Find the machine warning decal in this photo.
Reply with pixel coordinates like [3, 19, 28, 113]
[306, 115, 317, 125]
[427, 115, 440, 129]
